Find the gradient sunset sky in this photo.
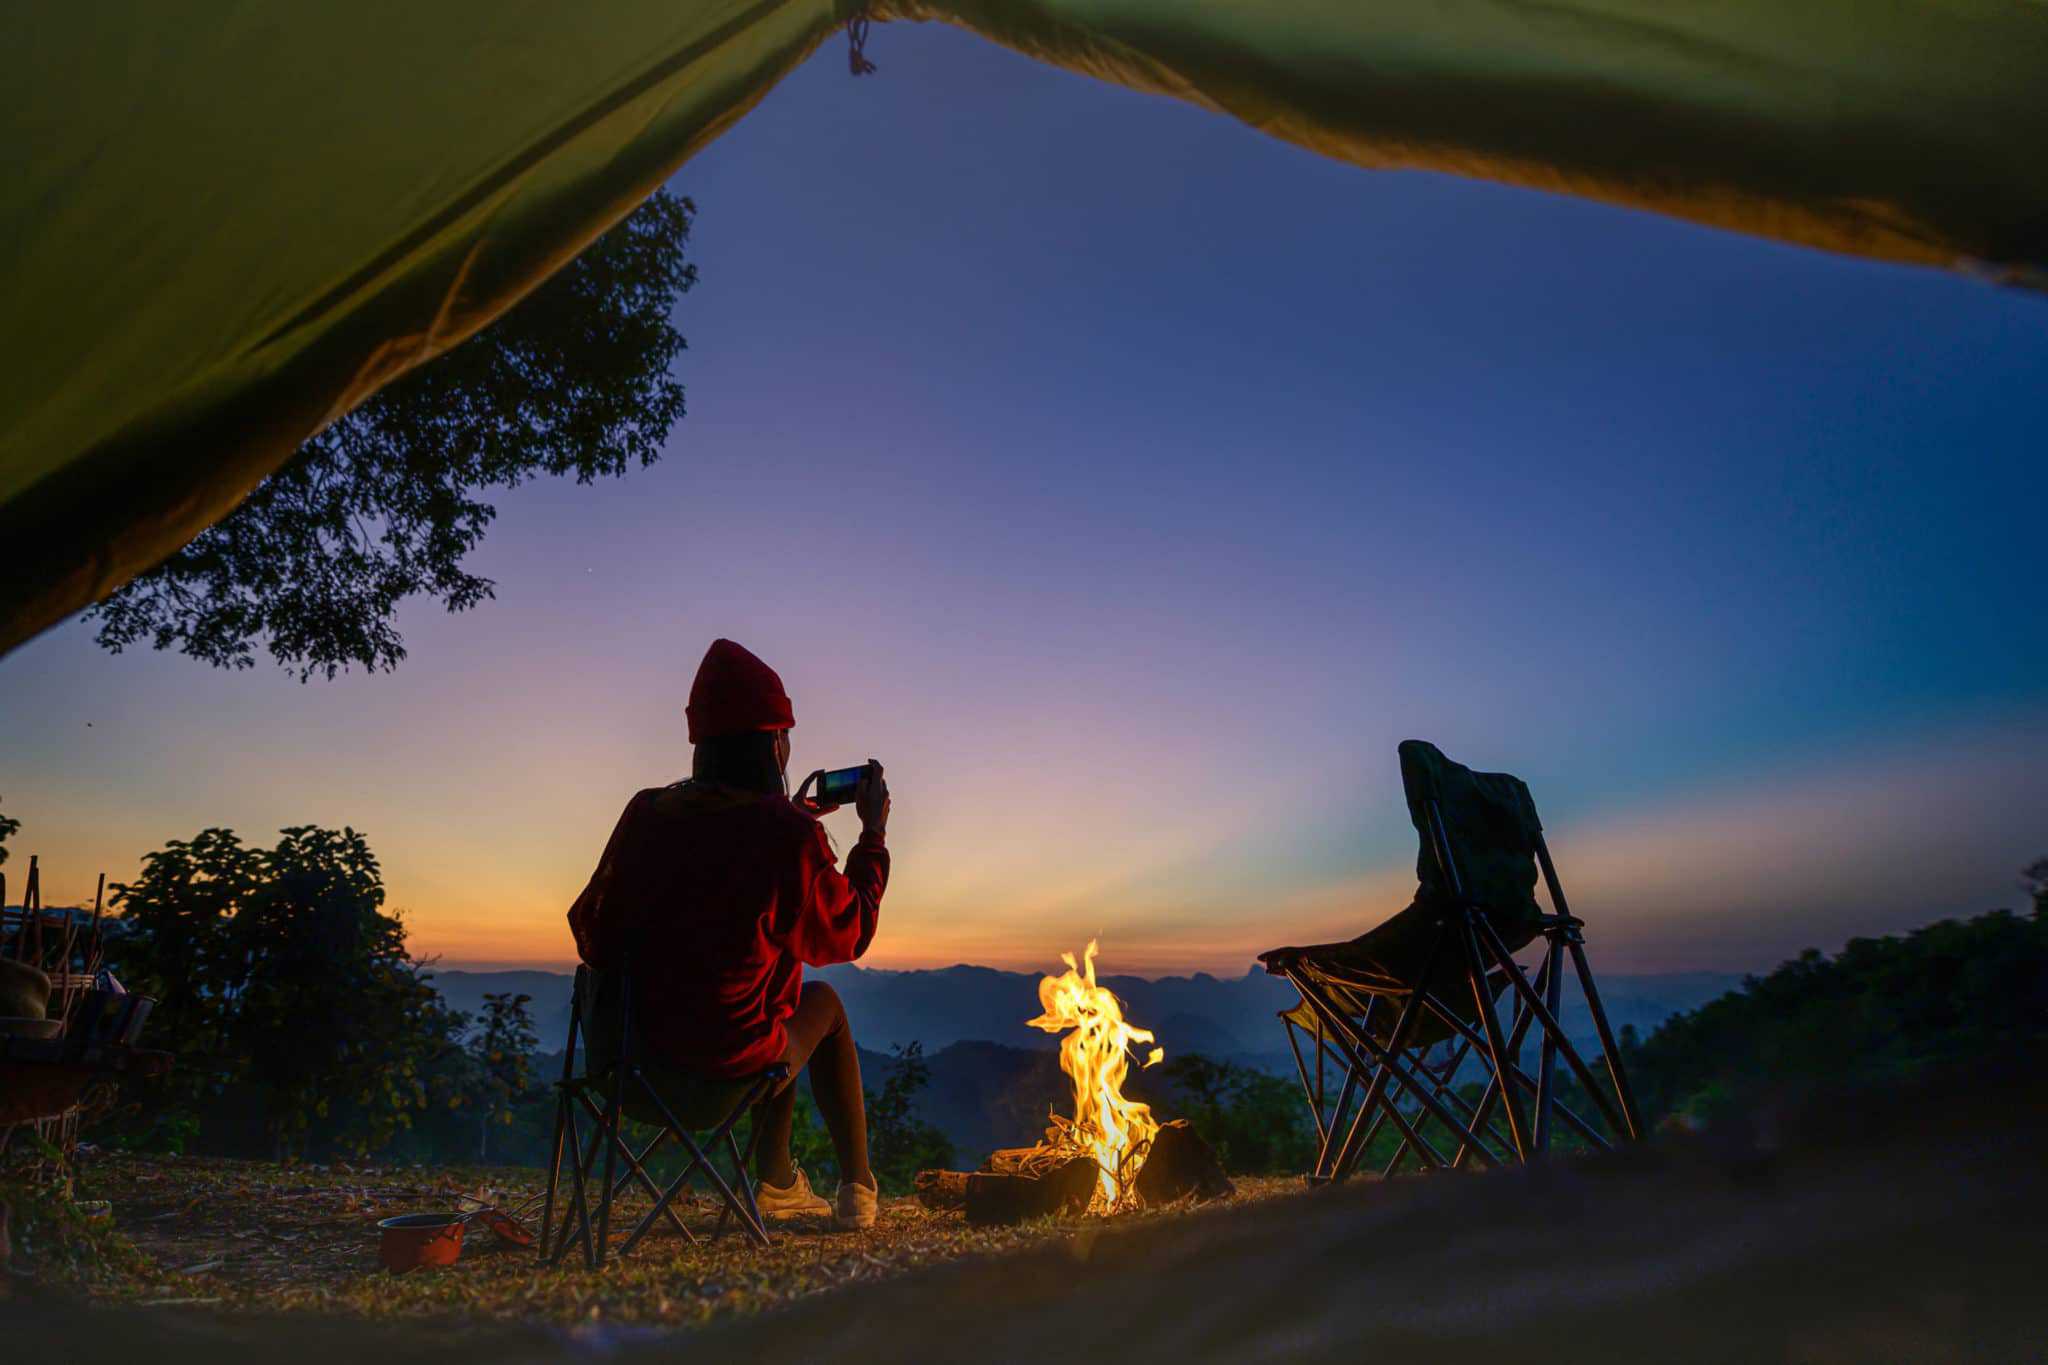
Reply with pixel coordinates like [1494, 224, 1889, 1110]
[3, 25, 2044, 980]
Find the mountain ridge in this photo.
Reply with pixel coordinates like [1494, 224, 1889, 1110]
[431, 961, 1743, 1059]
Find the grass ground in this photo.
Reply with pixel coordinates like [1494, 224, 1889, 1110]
[68, 1151, 1302, 1328]
[13, 1072, 2044, 1363]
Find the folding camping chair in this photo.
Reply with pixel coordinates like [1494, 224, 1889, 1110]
[1259, 741, 1642, 1183]
[537, 965, 788, 1267]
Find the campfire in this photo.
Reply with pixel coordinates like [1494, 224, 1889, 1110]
[916, 941, 1232, 1224]
[1029, 940, 1164, 1211]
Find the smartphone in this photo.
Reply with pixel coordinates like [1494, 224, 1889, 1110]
[815, 764, 870, 808]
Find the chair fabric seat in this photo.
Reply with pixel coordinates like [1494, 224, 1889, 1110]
[577, 964, 775, 1130]
[1271, 899, 1513, 1050]
[1263, 741, 1546, 1050]
[578, 1061, 766, 1133]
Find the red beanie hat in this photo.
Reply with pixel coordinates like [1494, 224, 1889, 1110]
[686, 639, 795, 743]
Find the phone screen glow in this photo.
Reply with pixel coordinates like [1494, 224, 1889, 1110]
[819, 768, 863, 803]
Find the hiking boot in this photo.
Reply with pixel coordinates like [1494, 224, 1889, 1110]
[834, 1178, 878, 1230]
[753, 1167, 831, 1220]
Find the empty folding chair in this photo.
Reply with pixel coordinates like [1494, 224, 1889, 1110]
[537, 964, 788, 1267]
[1260, 740, 1642, 1183]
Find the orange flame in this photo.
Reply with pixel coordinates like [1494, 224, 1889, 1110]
[1028, 940, 1164, 1210]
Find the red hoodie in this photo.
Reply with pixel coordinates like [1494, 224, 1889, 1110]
[566, 782, 888, 1077]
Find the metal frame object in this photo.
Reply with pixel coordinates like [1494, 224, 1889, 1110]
[537, 968, 787, 1268]
[1262, 750, 1643, 1184]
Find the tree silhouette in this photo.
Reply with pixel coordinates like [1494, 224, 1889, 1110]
[468, 992, 538, 1164]
[1625, 879, 2048, 1128]
[110, 824, 464, 1157]
[89, 191, 698, 679]
[867, 1042, 956, 1192]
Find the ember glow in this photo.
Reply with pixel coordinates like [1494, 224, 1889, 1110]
[1028, 940, 1165, 1210]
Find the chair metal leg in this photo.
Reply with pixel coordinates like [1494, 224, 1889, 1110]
[738, 1115, 771, 1234]
[1322, 1026, 1452, 1176]
[618, 1074, 777, 1258]
[619, 1134, 719, 1258]
[1326, 1068, 1382, 1177]
[1428, 1062, 1517, 1169]
[1361, 1035, 1521, 1175]
[1472, 913, 1630, 1139]
[573, 1093, 694, 1242]
[1325, 922, 1448, 1172]
[1382, 1034, 1474, 1176]
[693, 1099, 774, 1248]
[717, 1126, 772, 1244]
[544, 1097, 602, 1268]
[1459, 910, 1531, 1160]
[1307, 998, 1503, 1169]
[1288, 966, 1489, 1176]
[1312, 1062, 1363, 1180]
[1288, 984, 1369, 1180]
[1314, 1012, 1326, 1117]
[537, 1085, 571, 1265]
[1535, 935, 1562, 1152]
[715, 1104, 775, 1241]
[1306, 1029, 1397, 1178]
[1418, 989, 1608, 1154]
[1283, 1020, 1331, 1151]
[1536, 831, 1643, 1141]
[1567, 935, 1644, 1140]
[591, 1063, 626, 1268]
[538, 990, 585, 1265]
[1459, 952, 1549, 1167]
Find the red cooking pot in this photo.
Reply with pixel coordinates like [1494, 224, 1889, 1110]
[376, 1212, 465, 1272]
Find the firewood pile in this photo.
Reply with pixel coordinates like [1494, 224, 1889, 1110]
[916, 1119, 1234, 1225]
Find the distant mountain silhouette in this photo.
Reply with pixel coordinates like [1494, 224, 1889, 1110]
[430, 968, 582, 1042]
[471, 960, 1745, 1161]
[434, 962, 1740, 1062]
[865, 1040, 1068, 1158]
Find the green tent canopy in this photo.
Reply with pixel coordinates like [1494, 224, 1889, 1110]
[5, 1, 2045, 658]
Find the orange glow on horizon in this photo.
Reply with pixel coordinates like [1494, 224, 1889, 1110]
[16, 708, 2046, 982]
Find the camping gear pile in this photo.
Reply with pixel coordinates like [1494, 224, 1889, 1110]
[1, 855, 169, 1182]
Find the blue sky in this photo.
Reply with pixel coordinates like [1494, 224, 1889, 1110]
[3, 24, 2044, 977]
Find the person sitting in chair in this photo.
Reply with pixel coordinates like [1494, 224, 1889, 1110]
[567, 638, 890, 1230]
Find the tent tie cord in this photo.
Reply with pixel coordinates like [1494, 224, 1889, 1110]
[847, 5, 878, 76]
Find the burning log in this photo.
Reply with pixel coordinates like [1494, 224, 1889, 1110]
[1132, 1119, 1234, 1205]
[919, 1120, 1231, 1223]
[964, 1155, 1097, 1225]
[917, 1144, 1121, 1224]
[982, 1146, 1055, 1174]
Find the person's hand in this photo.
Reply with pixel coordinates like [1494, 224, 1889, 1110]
[792, 769, 841, 817]
[854, 760, 889, 835]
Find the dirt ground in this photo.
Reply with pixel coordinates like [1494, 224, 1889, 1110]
[10, 1066, 2047, 1362]
[64, 1150, 1301, 1326]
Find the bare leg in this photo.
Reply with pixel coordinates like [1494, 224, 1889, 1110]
[756, 980, 875, 1190]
